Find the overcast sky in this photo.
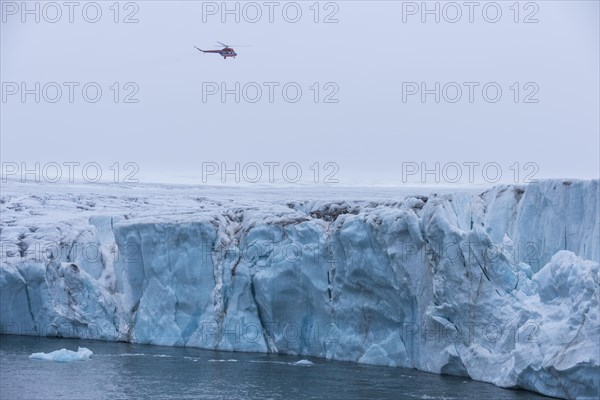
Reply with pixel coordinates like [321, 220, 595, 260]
[1, 1, 599, 186]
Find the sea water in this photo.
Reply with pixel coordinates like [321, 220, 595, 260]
[0, 335, 549, 399]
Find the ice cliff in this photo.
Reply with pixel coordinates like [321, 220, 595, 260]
[1, 180, 598, 399]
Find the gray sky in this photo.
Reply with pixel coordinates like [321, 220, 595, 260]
[1, 1, 599, 185]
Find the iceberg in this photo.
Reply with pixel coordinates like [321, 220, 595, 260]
[1, 179, 598, 399]
[29, 347, 93, 362]
[294, 359, 314, 365]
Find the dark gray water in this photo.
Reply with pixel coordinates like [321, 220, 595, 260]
[0, 335, 550, 400]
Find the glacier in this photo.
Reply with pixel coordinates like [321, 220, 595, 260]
[1, 179, 598, 399]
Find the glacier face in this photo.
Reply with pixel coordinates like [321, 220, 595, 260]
[1, 180, 599, 399]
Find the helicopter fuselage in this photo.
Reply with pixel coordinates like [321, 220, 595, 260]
[195, 44, 238, 59]
[200, 48, 236, 59]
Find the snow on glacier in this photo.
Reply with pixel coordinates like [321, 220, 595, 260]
[0, 179, 598, 399]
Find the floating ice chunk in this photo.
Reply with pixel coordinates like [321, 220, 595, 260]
[30, 347, 93, 362]
[294, 359, 314, 366]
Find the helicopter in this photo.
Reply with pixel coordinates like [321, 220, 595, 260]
[195, 42, 238, 59]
